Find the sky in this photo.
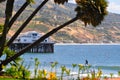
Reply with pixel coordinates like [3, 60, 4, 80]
[69, 0, 120, 14]
[108, 0, 120, 14]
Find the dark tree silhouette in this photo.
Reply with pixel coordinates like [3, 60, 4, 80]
[0, 0, 6, 3]
[0, 0, 14, 56]
[7, 1, 29, 31]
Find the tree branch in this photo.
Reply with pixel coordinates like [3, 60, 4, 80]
[7, 0, 49, 46]
[0, 0, 14, 56]
[7, 2, 29, 32]
[2, 17, 78, 66]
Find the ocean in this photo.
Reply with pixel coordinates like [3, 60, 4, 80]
[21, 44, 120, 75]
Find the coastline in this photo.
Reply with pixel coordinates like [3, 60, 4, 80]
[55, 43, 120, 45]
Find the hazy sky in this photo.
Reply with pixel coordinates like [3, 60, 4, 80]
[108, 0, 120, 14]
[69, 0, 120, 14]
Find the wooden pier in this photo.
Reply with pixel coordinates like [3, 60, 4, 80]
[9, 31, 54, 53]
[9, 43, 54, 53]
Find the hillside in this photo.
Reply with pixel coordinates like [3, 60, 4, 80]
[0, 0, 120, 43]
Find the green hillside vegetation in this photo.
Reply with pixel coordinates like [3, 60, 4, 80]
[0, 0, 120, 43]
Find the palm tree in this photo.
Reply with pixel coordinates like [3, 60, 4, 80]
[75, 0, 108, 26]
[0, 0, 33, 56]
[54, 0, 68, 4]
[0, 0, 108, 71]
[0, 0, 14, 57]
[0, 0, 6, 3]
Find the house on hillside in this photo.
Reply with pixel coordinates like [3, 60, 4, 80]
[9, 31, 54, 53]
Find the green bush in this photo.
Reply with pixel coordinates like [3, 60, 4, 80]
[5, 61, 31, 79]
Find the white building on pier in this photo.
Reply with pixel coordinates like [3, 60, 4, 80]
[14, 31, 51, 43]
[10, 31, 54, 53]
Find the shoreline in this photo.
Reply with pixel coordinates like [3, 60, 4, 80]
[104, 77, 120, 80]
[55, 43, 120, 45]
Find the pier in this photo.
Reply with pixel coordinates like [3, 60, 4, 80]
[9, 42, 54, 53]
[9, 31, 54, 53]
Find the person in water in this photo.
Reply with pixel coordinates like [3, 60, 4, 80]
[85, 60, 88, 65]
[85, 60, 89, 73]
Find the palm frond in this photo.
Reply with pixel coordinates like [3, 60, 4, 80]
[75, 0, 108, 27]
[54, 0, 68, 4]
[0, 0, 6, 3]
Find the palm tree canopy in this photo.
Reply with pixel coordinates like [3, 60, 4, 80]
[75, 0, 108, 27]
[54, 0, 68, 4]
[0, 0, 6, 3]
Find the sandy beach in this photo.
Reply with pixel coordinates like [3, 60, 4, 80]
[104, 77, 120, 80]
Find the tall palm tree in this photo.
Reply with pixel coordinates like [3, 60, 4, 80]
[0, 0, 14, 56]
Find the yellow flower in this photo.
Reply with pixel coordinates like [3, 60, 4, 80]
[97, 70, 102, 78]
[78, 64, 84, 69]
[2, 64, 5, 69]
[78, 64, 83, 67]
[48, 72, 57, 80]
[43, 69, 47, 78]
[37, 70, 43, 78]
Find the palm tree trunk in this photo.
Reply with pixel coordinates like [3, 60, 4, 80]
[1, 17, 78, 69]
[7, 0, 49, 46]
[0, 20, 9, 57]
[0, 0, 14, 57]
[7, 2, 29, 32]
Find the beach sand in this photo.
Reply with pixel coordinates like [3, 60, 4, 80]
[104, 77, 120, 80]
